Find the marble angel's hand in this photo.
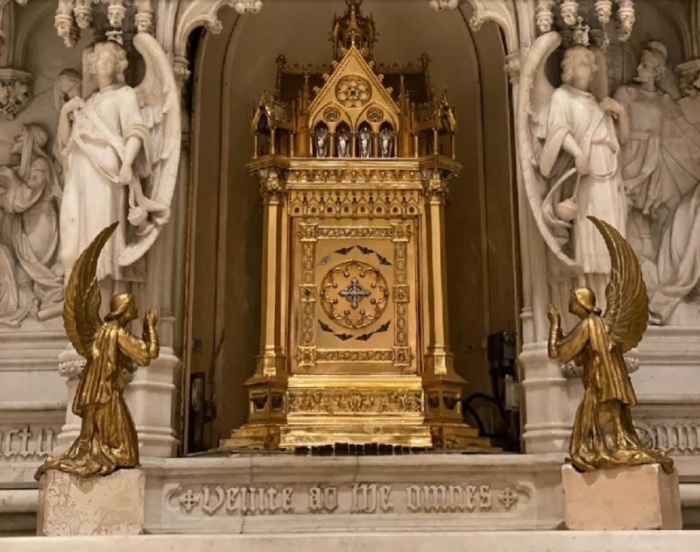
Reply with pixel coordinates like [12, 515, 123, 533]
[575, 154, 590, 176]
[600, 97, 625, 118]
[119, 163, 134, 186]
[61, 96, 84, 115]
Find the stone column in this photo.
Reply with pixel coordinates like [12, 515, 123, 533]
[508, 26, 572, 455]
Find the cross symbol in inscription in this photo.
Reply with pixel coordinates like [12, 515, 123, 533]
[339, 277, 371, 309]
[179, 489, 199, 513]
[499, 487, 518, 511]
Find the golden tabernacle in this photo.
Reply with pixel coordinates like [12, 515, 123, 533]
[222, 0, 486, 451]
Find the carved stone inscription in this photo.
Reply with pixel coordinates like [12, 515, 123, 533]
[0, 426, 56, 460]
[168, 482, 522, 517]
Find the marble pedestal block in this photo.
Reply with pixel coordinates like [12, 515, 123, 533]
[562, 464, 682, 530]
[37, 469, 145, 536]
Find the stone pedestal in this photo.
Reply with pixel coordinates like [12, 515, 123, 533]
[562, 464, 682, 530]
[37, 469, 145, 536]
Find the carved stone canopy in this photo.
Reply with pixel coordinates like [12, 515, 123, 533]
[0, 67, 31, 119]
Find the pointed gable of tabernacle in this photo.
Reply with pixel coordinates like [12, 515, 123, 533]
[307, 45, 400, 137]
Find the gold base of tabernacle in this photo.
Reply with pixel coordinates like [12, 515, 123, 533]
[222, 374, 491, 452]
[279, 424, 433, 449]
[223, 421, 491, 451]
[220, 423, 281, 451]
[429, 423, 492, 450]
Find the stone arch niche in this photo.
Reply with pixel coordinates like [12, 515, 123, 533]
[186, 0, 517, 452]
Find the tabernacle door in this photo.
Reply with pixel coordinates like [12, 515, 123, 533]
[283, 186, 431, 448]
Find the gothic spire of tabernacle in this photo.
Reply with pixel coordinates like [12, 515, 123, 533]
[330, 0, 377, 60]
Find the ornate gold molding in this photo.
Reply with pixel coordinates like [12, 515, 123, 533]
[286, 168, 423, 184]
[288, 188, 422, 218]
[288, 389, 422, 414]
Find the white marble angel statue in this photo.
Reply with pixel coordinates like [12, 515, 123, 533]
[57, 34, 180, 289]
[518, 32, 630, 306]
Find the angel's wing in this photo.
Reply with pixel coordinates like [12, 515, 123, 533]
[118, 32, 181, 267]
[64, 223, 118, 358]
[590, 216, 649, 353]
[517, 31, 577, 268]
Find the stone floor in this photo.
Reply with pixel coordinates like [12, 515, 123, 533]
[2, 531, 700, 551]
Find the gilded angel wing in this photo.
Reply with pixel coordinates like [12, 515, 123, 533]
[118, 32, 181, 267]
[517, 31, 577, 268]
[63, 223, 118, 358]
[589, 216, 649, 353]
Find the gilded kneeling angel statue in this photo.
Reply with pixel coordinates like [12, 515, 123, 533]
[547, 216, 673, 473]
[35, 223, 159, 480]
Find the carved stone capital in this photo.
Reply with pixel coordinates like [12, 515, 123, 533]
[532, 0, 635, 46]
[231, 0, 263, 15]
[134, 0, 154, 34]
[54, 9, 80, 48]
[616, 0, 635, 42]
[73, 0, 92, 30]
[173, 56, 191, 84]
[428, 0, 463, 11]
[106, 0, 128, 30]
[58, 357, 85, 381]
[504, 52, 520, 85]
[0, 68, 32, 119]
[535, 0, 555, 34]
[53, 0, 155, 47]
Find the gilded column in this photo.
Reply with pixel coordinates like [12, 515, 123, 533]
[421, 170, 486, 448]
[221, 169, 288, 450]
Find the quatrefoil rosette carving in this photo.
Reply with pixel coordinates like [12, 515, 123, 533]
[320, 259, 388, 329]
[335, 75, 372, 108]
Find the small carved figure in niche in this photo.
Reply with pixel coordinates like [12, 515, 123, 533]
[379, 126, 394, 158]
[53, 69, 82, 113]
[314, 125, 329, 158]
[522, 32, 630, 309]
[57, 35, 180, 295]
[358, 125, 372, 158]
[0, 124, 64, 326]
[337, 126, 351, 158]
[35, 223, 159, 480]
[678, 72, 700, 124]
[547, 217, 673, 473]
